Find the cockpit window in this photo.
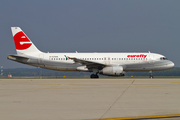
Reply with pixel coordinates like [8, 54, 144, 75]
[160, 57, 168, 60]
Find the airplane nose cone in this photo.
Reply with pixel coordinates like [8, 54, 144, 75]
[168, 61, 174, 68]
[170, 62, 175, 68]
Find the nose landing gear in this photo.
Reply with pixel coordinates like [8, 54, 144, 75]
[149, 71, 153, 79]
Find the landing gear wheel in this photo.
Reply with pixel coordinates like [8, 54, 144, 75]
[149, 76, 154, 79]
[90, 74, 94, 78]
[90, 74, 99, 79]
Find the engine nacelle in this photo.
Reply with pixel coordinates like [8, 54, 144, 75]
[100, 66, 125, 76]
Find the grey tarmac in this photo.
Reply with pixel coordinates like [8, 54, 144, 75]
[0, 78, 180, 120]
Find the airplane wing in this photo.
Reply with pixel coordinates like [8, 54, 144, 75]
[69, 57, 106, 70]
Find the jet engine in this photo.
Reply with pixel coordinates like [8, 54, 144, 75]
[99, 66, 125, 76]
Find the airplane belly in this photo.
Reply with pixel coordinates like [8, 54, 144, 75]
[151, 60, 174, 71]
[125, 62, 154, 71]
[67, 63, 80, 71]
[43, 60, 78, 71]
[43, 61, 67, 71]
[125, 60, 173, 71]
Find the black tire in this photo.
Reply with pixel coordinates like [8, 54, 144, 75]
[90, 74, 95, 78]
[90, 74, 99, 79]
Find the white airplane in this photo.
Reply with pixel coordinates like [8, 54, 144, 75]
[8, 27, 174, 78]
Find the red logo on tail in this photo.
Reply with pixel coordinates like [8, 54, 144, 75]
[13, 31, 32, 50]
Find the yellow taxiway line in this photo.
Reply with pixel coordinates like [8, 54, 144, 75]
[90, 114, 180, 120]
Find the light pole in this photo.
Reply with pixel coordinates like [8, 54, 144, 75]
[1, 65, 3, 77]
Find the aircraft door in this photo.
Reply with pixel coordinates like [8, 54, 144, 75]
[38, 54, 44, 65]
[149, 54, 154, 64]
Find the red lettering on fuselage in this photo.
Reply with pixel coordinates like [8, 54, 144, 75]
[127, 54, 147, 58]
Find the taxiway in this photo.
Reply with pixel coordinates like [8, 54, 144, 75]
[0, 78, 180, 120]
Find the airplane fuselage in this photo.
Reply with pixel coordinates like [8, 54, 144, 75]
[8, 52, 174, 72]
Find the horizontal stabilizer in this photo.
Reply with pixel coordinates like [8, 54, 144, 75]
[7, 54, 29, 60]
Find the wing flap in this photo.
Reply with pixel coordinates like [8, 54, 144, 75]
[69, 57, 106, 69]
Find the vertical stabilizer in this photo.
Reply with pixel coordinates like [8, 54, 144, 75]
[11, 27, 42, 55]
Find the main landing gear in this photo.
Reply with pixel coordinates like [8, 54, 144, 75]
[149, 71, 153, 79]
[90, 74, 99, 78]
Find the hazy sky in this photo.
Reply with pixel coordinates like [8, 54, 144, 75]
[1, 0, 180, 68]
